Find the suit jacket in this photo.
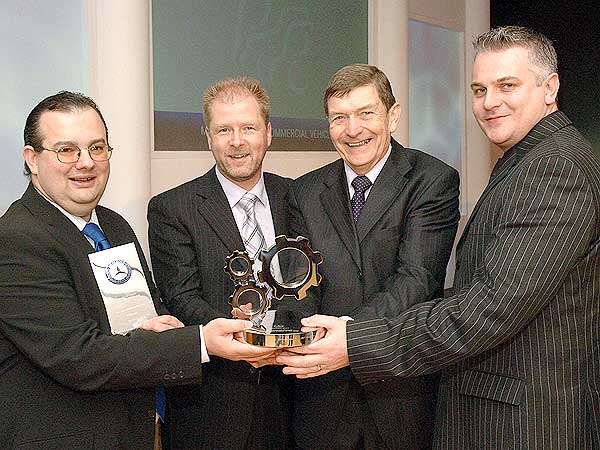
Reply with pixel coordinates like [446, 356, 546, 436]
[0, 183, 203, 450]
[289, 140, 460, 449]
[148, 169, 306, 449]
[348, 112, 600, 449]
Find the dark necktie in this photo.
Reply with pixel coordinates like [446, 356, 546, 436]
[351, 175, 372, 221]
[82, 223, 111, 251]
[82, 222, 166, 422]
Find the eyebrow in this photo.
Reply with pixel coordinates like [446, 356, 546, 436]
[211, 121, 261, 129]
[470, 76, 521, 89]
[208, 123, 226, 129]
[50, 138, 106, 147]
[496, 76, 521, 83]
[328, 102, 379, 115]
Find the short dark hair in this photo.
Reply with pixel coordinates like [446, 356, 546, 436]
[323, 64, 396, 116]
[473, 26, 558, 84]
[23, 91, 109, 175]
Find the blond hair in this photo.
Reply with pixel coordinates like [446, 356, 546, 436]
[202, 76, 270, 127]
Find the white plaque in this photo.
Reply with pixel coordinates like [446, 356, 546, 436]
[88, 242, 157, 335]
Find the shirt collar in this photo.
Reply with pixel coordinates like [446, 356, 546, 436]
[511, 110, 570, 154]
[344, 144, 392, 186]
[215, 167, 267, 207]
[491, 110, 570, 181]
[34, 187, 99, 230]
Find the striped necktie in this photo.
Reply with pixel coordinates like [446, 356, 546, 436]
[238, 192, 266, 258]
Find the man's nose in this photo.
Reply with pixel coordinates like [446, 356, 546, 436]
[344, 115, 363, 137]
[75, 148, 95, 169]
[230, 129, 244, 147]
[483, 89, 502, 110]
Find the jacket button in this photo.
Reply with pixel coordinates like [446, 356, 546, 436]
[357, 271, 364, 281]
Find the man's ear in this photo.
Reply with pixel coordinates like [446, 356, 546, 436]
[387, 103, 402, 134]
[23, 146, 39, 175]
[205, 127, 212, 150]
[266, 122, 272, 147]
[544, 73, 559, 105]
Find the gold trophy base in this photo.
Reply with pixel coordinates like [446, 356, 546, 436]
[243, 328, 316, 348]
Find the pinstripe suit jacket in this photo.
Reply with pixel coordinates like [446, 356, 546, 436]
[289, 141, 460, 449]
[148, 169, 298, 449]
[348, 112, 600, 449]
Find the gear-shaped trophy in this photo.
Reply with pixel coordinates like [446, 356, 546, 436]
[225, 250, 271, 326]
[225, 236, 322, 347]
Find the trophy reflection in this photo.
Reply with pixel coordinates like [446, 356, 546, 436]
[225, 235, 322, 347]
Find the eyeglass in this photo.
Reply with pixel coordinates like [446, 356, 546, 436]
[36, 143, 113, 164]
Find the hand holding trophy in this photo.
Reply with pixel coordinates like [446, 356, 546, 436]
[225, 235, 322, 347]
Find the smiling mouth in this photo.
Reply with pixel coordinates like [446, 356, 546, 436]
[229, 153, 249, 159]
[347, 139, 372, 148]
[485, 115, 508, 121]
[71, 176, 95, 183]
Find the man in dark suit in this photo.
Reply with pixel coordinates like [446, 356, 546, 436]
[148, 77, 304, 449]
[284, 64, 460, 449]
[279, 26, 600, 449]
[0, 91, 275, 449]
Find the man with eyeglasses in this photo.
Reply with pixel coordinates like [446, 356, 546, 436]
[0, 91, 275, 448]
[284, 64, 460, 449]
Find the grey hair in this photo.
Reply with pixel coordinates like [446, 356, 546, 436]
[473, 26, 558, 84]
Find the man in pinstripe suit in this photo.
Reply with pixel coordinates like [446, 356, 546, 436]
[148, 77, 301, 449]
[279, 26, 600, 449]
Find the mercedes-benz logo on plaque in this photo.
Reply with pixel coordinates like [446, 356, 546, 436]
[106, 260, 133, 284]
[224, 235, 323, 348]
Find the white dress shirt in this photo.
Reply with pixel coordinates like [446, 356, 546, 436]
[215, 168, 277, 250]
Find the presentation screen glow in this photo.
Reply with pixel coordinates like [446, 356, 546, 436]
[153, 0, 368, 152]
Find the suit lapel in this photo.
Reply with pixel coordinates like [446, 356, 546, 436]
[355, 142, 411, 242]
[458, 147, 524, 246]
[319, 162, 362, 269]
[21, 184, 116, 329]
[195, 168, 244, 252]
[458, 110, 572, 249]
[264, 174, 287, 236]
[97, 208, 129, 248]
[21, 183, 94, 257]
